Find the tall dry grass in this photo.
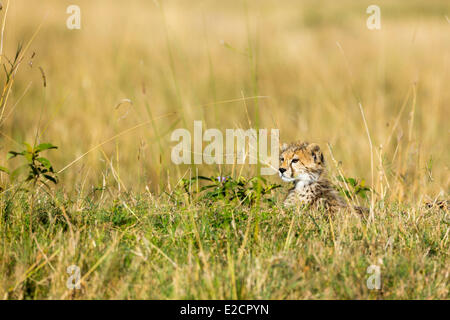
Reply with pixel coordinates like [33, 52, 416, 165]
[1, 0, 447, 201]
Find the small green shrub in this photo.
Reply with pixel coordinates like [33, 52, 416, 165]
[177, 175, 281, 206]
[6, 142, 58, 188]
[336, 176, 371, 200]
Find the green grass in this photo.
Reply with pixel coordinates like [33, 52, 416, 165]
[0, 189, 448, 299]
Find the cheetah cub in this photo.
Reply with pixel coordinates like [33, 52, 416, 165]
[279, 141, 367, 214]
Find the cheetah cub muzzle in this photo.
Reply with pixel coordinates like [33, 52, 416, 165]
[279, 141, 368, 214]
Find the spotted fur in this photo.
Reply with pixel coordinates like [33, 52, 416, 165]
[279, 141, 367, 214]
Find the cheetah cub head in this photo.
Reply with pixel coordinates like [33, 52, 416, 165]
[278, 141, 325, 183]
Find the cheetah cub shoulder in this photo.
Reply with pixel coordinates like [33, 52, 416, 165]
[278, 141, 367, 214]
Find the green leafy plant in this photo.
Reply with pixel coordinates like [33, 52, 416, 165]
[6, 142, 58, 188]
[177, 175, 281, 206]
[336, 176, 371, 200]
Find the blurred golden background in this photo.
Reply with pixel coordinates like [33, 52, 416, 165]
[3, 0, 449, 200]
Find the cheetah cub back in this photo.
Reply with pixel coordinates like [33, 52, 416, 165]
[278, 141, 367, 214]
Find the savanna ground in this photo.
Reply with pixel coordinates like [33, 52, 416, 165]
[0, 0, 449, 299]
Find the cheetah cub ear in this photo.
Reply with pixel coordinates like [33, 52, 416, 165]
[280, 143, 289, 152]
[307, 143, 325, 164]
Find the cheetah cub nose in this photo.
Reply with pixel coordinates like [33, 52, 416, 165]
[279, 168, 287, 174]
